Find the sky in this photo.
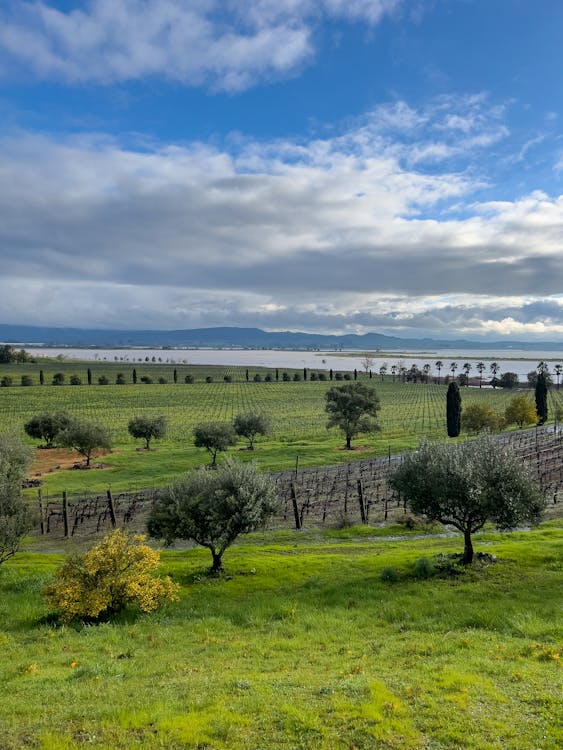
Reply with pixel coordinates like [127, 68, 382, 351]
[1, 0, 563, 341]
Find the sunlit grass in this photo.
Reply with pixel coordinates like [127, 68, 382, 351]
[1, 523, 561, 749]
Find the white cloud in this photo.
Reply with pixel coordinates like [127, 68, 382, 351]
[1, 94, 562, 337]
[0, 0, 401, 90]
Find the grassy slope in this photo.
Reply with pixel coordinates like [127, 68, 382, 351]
[1, 524, 561, 749]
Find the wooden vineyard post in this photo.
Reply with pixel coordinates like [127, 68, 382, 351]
[357, 480, 367, 524]
[107, 489, 117, 528]
[37, 489, 45, 535]
[62, 491, 69, 538]
[290, 482, 301, 530]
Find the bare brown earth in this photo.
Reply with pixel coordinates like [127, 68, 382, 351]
[29, 448, 111, 479]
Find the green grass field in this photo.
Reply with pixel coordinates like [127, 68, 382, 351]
[1, 522, 561, 749]
[2, 361, 563, 495]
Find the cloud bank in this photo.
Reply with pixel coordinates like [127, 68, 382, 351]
[1, 94, 563, 337]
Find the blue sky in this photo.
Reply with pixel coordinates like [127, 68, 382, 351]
[1, 0, 563, 340]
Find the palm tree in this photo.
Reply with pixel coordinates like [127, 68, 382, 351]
[422, 363, 431, 384]
[537, 361, 550, 375]
[450, 362, 458, 380]
[463, 362, 472, 386]
[435, 361, 443, 383]
[490, 362, 500, 388]
[476, 361, 485, 389]
[399, 365, 408, 382]
[379, 364, 387, 382]
[391, 364, 397, 383]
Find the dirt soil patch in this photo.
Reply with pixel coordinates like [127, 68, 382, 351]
[30, 448, 112, 478]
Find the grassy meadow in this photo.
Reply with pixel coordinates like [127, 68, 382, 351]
[2, 359, 563, 496]
[0, 522, 561, 749]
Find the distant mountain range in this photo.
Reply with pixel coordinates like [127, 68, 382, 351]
[1, 324, 562, 351]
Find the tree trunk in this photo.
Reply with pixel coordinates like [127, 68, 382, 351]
[462, 528, 474, 564]
[211, 550, 223, 573]
[345, 435, 352, 449]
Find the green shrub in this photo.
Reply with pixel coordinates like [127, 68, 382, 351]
[184, 374, 194, 384]
[380, 566, 401, 583]
[20, 375, 33, 386]
[98, 375, 109, 385]
[412, 557, 435, 579]
[69, 375, 82, 386]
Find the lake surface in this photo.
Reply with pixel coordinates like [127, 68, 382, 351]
[26, 346, 563, 380]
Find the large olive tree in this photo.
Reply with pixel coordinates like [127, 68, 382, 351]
[128, 415, 167, 450]
[389, 435, 544, 564]
[57, 420, 112, 467]
[325, 382, 381, 449]
[147, 459, 278, 572]
[24, 412, 72, 448]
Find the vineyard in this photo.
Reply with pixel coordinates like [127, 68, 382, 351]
[2, 361, 563, 495]
[34, 426, 563, 540]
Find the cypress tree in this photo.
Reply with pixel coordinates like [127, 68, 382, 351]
[535, 372, 548, 425]
[303, 367, 307, 381]
[39, 369, 44, 386]
[132, 368, 137, 384]
[173, 368, 178, 384]
[446, 381, 462, 437]
[87, 368, 92, 385]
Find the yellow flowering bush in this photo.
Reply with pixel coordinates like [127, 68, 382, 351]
[44, 529, 179, 622]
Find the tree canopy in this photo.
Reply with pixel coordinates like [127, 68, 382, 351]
[128, 415, 167, 449]
[505, 395, 537, 428]
[389, 436, 544, 564]
[0, 434, 34, 565]
[24, 411, 72, 448]
[57, 420, 112, 466]
[233, 412, 271, 450]
[462, 403, 503, 434]
[193, 422, 237, 466]
[325, 382, 381, 449]
[147, 459, 278, 572]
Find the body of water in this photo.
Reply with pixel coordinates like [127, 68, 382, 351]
[25, 347, 563, 381]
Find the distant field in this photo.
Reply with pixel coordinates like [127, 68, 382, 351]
[1, 360, 563, 495]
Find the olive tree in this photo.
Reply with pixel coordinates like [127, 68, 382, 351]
[128, 415, 167, 450]
[325, 382, 381, 449]
[147, 459, 278, 572]
[389, 436, 544, 564]
[0, 434, 34, 564]
[24, 411, 72, 448]
[57, 420, 112, 467]
[233, 412, 271, 450]
[193, 422, 237, 466]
